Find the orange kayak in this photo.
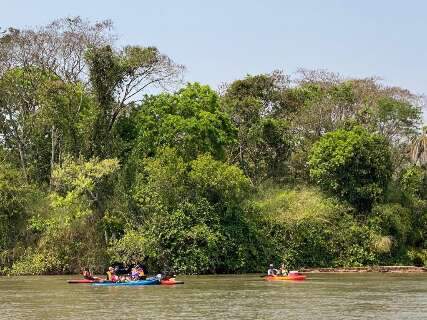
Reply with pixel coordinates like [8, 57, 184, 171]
[264, 274, 306, 281]
[160, 279, 184, 285]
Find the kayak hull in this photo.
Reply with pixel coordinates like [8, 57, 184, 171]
[160, 279, 184, 285]
[264, 275, 306, 281]
[92, 279, 159, 287]
[67, 279, 106, 284]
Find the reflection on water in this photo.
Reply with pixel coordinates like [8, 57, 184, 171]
[0, 273, 426, 319]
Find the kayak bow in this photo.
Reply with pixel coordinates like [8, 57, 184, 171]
[160, 279, 184, 285]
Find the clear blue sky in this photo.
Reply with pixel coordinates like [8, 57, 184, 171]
[1, 0, 426, 121]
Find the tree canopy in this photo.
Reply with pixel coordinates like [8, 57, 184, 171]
[0, 18, 426, 275]
[309, 126, 393, 211]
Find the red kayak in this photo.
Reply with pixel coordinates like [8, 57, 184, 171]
[67, 279, 107, 284]
[160, 279, 184, 285]
[68, 279, 96, 284]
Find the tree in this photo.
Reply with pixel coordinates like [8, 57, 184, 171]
[0, 67, 58, 181]
[126, 148, 255, 273]
[309, 126, 393, 211]
[133, 83, 235, 161]
[221, 72, 294, 183]
[0, 160, 35, 252]
[291, 73, 421, 179]
[0, 17, 113, 82]
[0, 67, 97, 183]
[8, 157, 121, 274]
[37, 80, 98, 178]
[86, 45, 184, 157]
[292, 76, 422, 145]
[50, 157, 120, 217]
[410, 127, 427, 167]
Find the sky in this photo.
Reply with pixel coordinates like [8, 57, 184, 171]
[1, 0, 426, 122]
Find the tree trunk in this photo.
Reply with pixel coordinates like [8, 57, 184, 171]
[17, 140, 28, 183]
[50, 125, 56, 189]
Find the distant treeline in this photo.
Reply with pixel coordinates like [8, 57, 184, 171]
[0, 17, 426, 275]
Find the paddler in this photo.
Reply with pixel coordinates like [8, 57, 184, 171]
[131, 267, 139, 280]
[82, 268, 102, 281]
[106, 266, 118, 282]
[82, 268, 94, 280]
[278, 263, 288, 276]
[267, 264, 278, 276]
[137, 266, 146, 280]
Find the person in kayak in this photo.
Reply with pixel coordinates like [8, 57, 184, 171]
[278, 263, 288, 276]
[106, 267, 118, 282]
[137, 266, 146, 280]
[82, 268, 103, 281]
[82, 268, 95, 280]
[267, 264, 278, 276]
[131, 267, 139, 280]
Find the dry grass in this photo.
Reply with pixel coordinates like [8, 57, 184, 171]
[255, 186, 348, 224]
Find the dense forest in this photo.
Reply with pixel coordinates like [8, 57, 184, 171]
[0, 18, 426, 275]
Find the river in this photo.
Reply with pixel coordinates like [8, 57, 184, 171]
[0, 273, 426, 319]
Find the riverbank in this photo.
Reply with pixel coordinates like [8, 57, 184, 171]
[2, 265, 427, 277]
[301, 266, 427, 273]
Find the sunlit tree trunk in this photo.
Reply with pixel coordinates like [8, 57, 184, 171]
[410, 127, 427, 167]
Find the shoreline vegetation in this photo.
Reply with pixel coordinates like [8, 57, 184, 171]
[0, 17, 426, 276]
[3, 266, 427, 277]
[301, 266, 427, 273]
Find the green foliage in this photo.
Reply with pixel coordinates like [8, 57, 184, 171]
[222, 73, 295, 183]
[398, 166, 427, 248]
[256, 186, 382, 268]
[134, 83, 235, 161]
[7, 158, 119, 274]
[142, 200, 223, 274]
[7, 250, 63, 276]
[1, 17, 426, 274]
[408, 249, 427, 267]
[309, 126, 393, 211]
[108, 229, 147, 265]
[189, 153, 252, 205]
[400, 166, 427, 199]
[0, 161, 36, 251]
[85, 44, 183, 158]
[369, 203, 412, 250]
[51, 157, 119, 196]
[118, 148, 258, 273]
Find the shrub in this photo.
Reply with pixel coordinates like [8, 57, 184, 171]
[309, 126, 392, 212]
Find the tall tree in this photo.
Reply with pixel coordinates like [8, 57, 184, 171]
[0, 17, 113, 82]
[410, 126, 427, 167]
[0, 67, 56, 181]
[86, 45, 184, 157]
[221, 72, 294, 183]
[132, 83, 235, 162]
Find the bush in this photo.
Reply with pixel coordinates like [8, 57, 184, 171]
[408, 249, 427, 267]
[8, 250, 62, 275]
[255, 186, 383, 268]
[309, 126, 392, 211]
[369, 203, 412, 250]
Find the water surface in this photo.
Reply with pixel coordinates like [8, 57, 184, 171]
[1, 273, 426, 319]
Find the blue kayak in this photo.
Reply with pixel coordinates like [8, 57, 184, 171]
[92, 279, 159, 287]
